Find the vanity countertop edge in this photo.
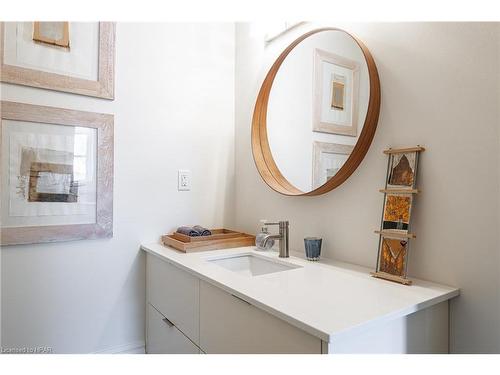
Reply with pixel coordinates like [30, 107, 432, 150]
[141, 243, 460, 343]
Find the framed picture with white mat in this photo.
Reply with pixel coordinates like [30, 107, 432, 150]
[0, 22, 115, 99]
[1, 101, 114, 245]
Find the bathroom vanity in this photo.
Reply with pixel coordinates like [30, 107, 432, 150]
[141, 243, 459, 354]
[139, 27, 458, 355]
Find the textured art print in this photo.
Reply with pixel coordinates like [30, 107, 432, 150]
[5, 127, 97, 222]
[379, 238, 408, 276]
[330, 74, 345, 110]
[382, 194, 412, 232]
[32, 22, 70, 48]
[388, 152, 416, 187]
[28, 162, 78, 203]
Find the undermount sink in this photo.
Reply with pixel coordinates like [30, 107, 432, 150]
[206, 253, 301, 276]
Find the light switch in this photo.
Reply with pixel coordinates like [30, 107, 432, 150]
[178, 170, 191, 191]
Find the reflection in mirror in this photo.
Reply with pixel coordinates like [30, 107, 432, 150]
[266, 29, 370, 192]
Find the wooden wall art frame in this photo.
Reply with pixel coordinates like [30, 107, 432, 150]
[371, 146, 425, 285]
[0, 22, 115, 99]
[251, 27, 381, 196]
[0, 101, 114, 245]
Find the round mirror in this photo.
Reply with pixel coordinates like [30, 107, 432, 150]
[252, 28, 380, 196]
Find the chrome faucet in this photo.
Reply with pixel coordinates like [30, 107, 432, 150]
[260, 221, 289, 258]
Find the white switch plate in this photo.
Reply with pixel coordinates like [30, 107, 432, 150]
[178, 170, 191, 191]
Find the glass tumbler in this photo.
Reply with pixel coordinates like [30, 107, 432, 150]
[304, 237, 322, 261]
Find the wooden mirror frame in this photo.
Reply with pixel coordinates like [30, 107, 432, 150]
[251, 27, 381, 196]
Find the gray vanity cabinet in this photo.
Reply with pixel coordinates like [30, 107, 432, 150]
[145, 253, 321, 354]
[199, 280, 321, 353]
[146, 303, 200, 354]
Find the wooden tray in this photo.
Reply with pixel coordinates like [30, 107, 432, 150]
[162, 229, 255, 253]
[171, 228, 244, 243]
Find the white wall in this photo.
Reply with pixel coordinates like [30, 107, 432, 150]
[235, 22, 500, 353]
[0, 22, 235, 353]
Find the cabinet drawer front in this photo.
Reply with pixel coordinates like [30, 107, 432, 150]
[146, 253, 199, 343]
[199, 281, 321, 354]
[146, 303, 200, 354]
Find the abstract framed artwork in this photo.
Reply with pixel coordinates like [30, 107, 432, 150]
[0, 22, 115, 99]
[0, 101, 114, 245]
[382, 193, 413, 232]
[387, 152, 418, 189]
[312, 141, 353, 189]
[372, 146, 425, 285]
[313, 48, 360, 136]
[378, 237, 408, 277]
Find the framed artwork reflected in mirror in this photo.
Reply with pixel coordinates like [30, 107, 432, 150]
[313, 48, 360, 137]
[312, 141, 354, 189]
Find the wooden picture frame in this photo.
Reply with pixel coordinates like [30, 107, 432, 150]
[313, 48, 360, 137]
[0, 101, 114, 245]
[251, 28, 380, 196]
[0, 22, 115, 99]
[312, 141, 354, 189]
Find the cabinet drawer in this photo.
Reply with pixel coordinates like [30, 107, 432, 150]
[199, 281, 321, 354]
[146, 253, 199, 343]
[146, 303, 200, 354]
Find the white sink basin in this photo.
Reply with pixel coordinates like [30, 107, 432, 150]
[206, 252, 301, 276]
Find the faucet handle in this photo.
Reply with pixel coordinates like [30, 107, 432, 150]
[264, 221, 289, 225]
[263, 221, 280, 226]
[264, 221, 289, 232]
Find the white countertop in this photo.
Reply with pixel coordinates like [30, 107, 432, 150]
[141, 243, 459, 343]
